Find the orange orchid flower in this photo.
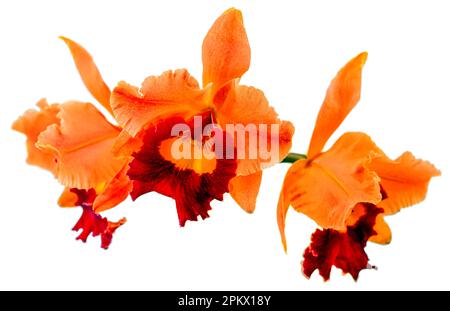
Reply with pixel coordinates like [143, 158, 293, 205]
[12, 37, 132, 248]
[110, 8, 294, 225]
[277, 52, 440, 280]
[10, 7, 441, 283]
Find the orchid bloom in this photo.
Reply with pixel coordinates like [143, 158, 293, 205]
[12, 7, 436, 283]
[277, 52, 440, 280]
[12, 37, 132, 249]
[110, 8, 294, 225]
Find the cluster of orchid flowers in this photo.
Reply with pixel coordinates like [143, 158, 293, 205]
[13, 8, 439, 281]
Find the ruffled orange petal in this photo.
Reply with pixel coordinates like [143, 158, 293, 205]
[59, 163, 132, 212]
[60, 36, 113, 115]
[93, 163, 132, 213]
[369, 151, 440, 215]
[12, 99, 60, 173]
[111, 69, 208, 137]
[308, 52, 368, 158]
[36, 101, 126, 189]
[215, 81, 294, 175]
[112, 129, 144, 158]
[229, 171, 262, 213]
[202, 8, 250, 91]
[278, 132, 382, 250]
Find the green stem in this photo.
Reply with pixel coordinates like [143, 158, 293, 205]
[281, 152, 307, 163]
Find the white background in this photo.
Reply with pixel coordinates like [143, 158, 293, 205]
[0, 0, 448, 290]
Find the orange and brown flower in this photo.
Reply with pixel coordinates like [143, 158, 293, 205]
[13, 38, 131, 248]
[13, 9, 294, 242]
[110, 8, 294, 221]
[277, 52, 440, 280]
[12, 7, 438, 279]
